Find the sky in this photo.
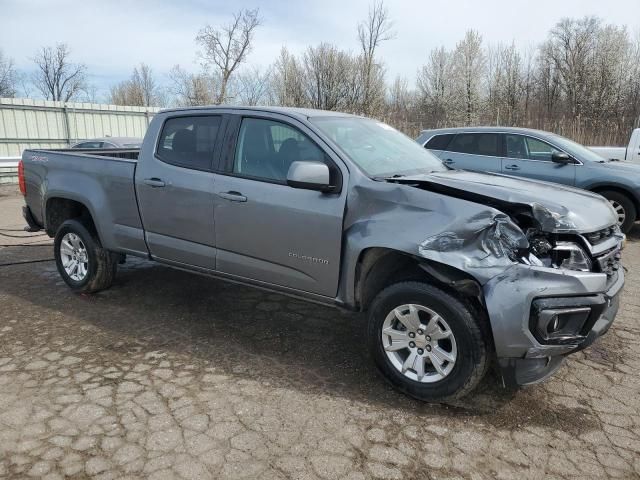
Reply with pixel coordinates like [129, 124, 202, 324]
[2, 0, 639, 100]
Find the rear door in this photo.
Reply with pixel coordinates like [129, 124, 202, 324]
[135, 114, 225, 269]
[439, 133, 502, 172]
[501, 134, 576, 185]
[212, 112, 348, 297]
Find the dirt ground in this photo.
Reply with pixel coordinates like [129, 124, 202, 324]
[1, 184, 639, 479]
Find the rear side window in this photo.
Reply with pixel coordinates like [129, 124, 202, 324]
[156, 116, 222, 170]
[425, 134, 454, 150]
[448, 133, 500, 157]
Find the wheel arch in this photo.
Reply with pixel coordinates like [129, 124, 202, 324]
[587, 184, 640, 220]
[45, 196, 100, 241]
[354, 247, 487, 318]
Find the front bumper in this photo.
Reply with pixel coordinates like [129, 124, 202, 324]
[485, 263, 624, 387]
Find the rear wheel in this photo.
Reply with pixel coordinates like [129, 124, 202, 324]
[367, 282, 491, 402]
[599, 190, 636, 233]
[54, 219, 117, 293]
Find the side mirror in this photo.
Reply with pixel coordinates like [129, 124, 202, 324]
[552, 151, 573, 164]
[287, 161, 332, 192]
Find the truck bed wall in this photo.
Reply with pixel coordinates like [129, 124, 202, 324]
[22, 149, 148, 257]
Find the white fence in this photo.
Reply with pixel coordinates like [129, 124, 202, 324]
[0, 157, 19, 185]
[0, 97, 160, 157]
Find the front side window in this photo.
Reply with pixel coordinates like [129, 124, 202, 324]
[448, 133, 500, 157]
[505, 134, 558, 161]
[525, 136, 555, 161]
[234, 118, 326, 182]
[156, 115, 221, 170]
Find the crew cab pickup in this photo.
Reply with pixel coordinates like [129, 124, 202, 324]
[590, 128, 640, 163]
[20, 107, 625, 402]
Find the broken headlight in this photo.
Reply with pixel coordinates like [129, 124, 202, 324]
[552, 242, 592, 271]
[523, 231, 592, 272]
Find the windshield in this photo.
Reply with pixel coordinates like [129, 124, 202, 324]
[549, 134, 607, 163]
[310, 116, 447, 177]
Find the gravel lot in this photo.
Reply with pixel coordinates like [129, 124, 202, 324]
[1, 184, 639, 479]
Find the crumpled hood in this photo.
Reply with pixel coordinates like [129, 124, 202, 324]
[395, 170, 617, 233]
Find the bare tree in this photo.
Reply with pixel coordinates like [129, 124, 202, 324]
[0, 49, 18, 97]
[196, 8, 261, 104]
[357, 0, 394, 115]
[302, 43, 362, 111]
[416, 46, 455, 126]
[168, 65, 217, 106]
[546, 17, 600, 118]
[452, 30, 486, 125]
[31, 44, 86, 102]
[269, 47, 306, 107]
[387, 76, 414, 117]
[236, 66, 271, 105]
[486, 43, 523, 125]
[109, 63, 163, 106]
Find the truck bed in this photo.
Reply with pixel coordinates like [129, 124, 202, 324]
[22, 147, 148, 257]
[45, 147, 140, 161]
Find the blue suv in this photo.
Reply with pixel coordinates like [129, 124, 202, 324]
[417, 127, 640, 233]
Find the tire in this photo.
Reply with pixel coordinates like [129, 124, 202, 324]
[54, 219, 117, 294]
[600, 190, 636, 233]
[367, 281, 490, 402]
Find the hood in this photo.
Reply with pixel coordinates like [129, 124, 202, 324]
[392, 170, 617, 233]
[589, 159, 640, 172]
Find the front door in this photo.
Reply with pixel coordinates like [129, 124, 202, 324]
[501, 134, 576, 185]
[213, 114, 347, 297]
[135, 114, 223, 269]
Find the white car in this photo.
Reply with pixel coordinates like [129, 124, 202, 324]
[589, 128, 640, 163]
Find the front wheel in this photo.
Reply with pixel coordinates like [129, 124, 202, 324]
[54, 219, 117, 293]
[367, 282, 491, 402]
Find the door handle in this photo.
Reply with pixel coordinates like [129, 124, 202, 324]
[504, 164, 520, 171]
[143, 178, 166, 187]
[443, 158, 455, 165]
[217, 191, 247, 202]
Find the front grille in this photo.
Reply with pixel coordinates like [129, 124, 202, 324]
[585, 226, 618, 245]
[594, 247, 622, 276]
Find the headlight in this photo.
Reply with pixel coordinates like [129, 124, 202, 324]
[552, 242, 592, 271]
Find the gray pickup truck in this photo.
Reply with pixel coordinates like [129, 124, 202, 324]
[20, 106, 624, 402]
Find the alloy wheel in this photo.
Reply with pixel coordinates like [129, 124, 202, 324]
[59, 232, 89, 281]
[609, 199, 626, 226]
[381, 304, 457, 383]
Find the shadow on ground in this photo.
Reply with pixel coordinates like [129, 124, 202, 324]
[0, 250, 598, 433]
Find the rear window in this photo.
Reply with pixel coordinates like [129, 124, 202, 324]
[425, 134, 454, 150]
[156, 115, 222, 170]
[448, 133, 500, 157]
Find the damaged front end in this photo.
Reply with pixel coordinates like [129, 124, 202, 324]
[391, 175, 625, 387]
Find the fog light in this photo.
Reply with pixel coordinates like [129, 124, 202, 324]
[536, 307, 591, 342]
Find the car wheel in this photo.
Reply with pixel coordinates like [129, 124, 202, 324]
[54, 219, 117, 293]
[600, 190, 636, 233]
[367, 281, 491, 402]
